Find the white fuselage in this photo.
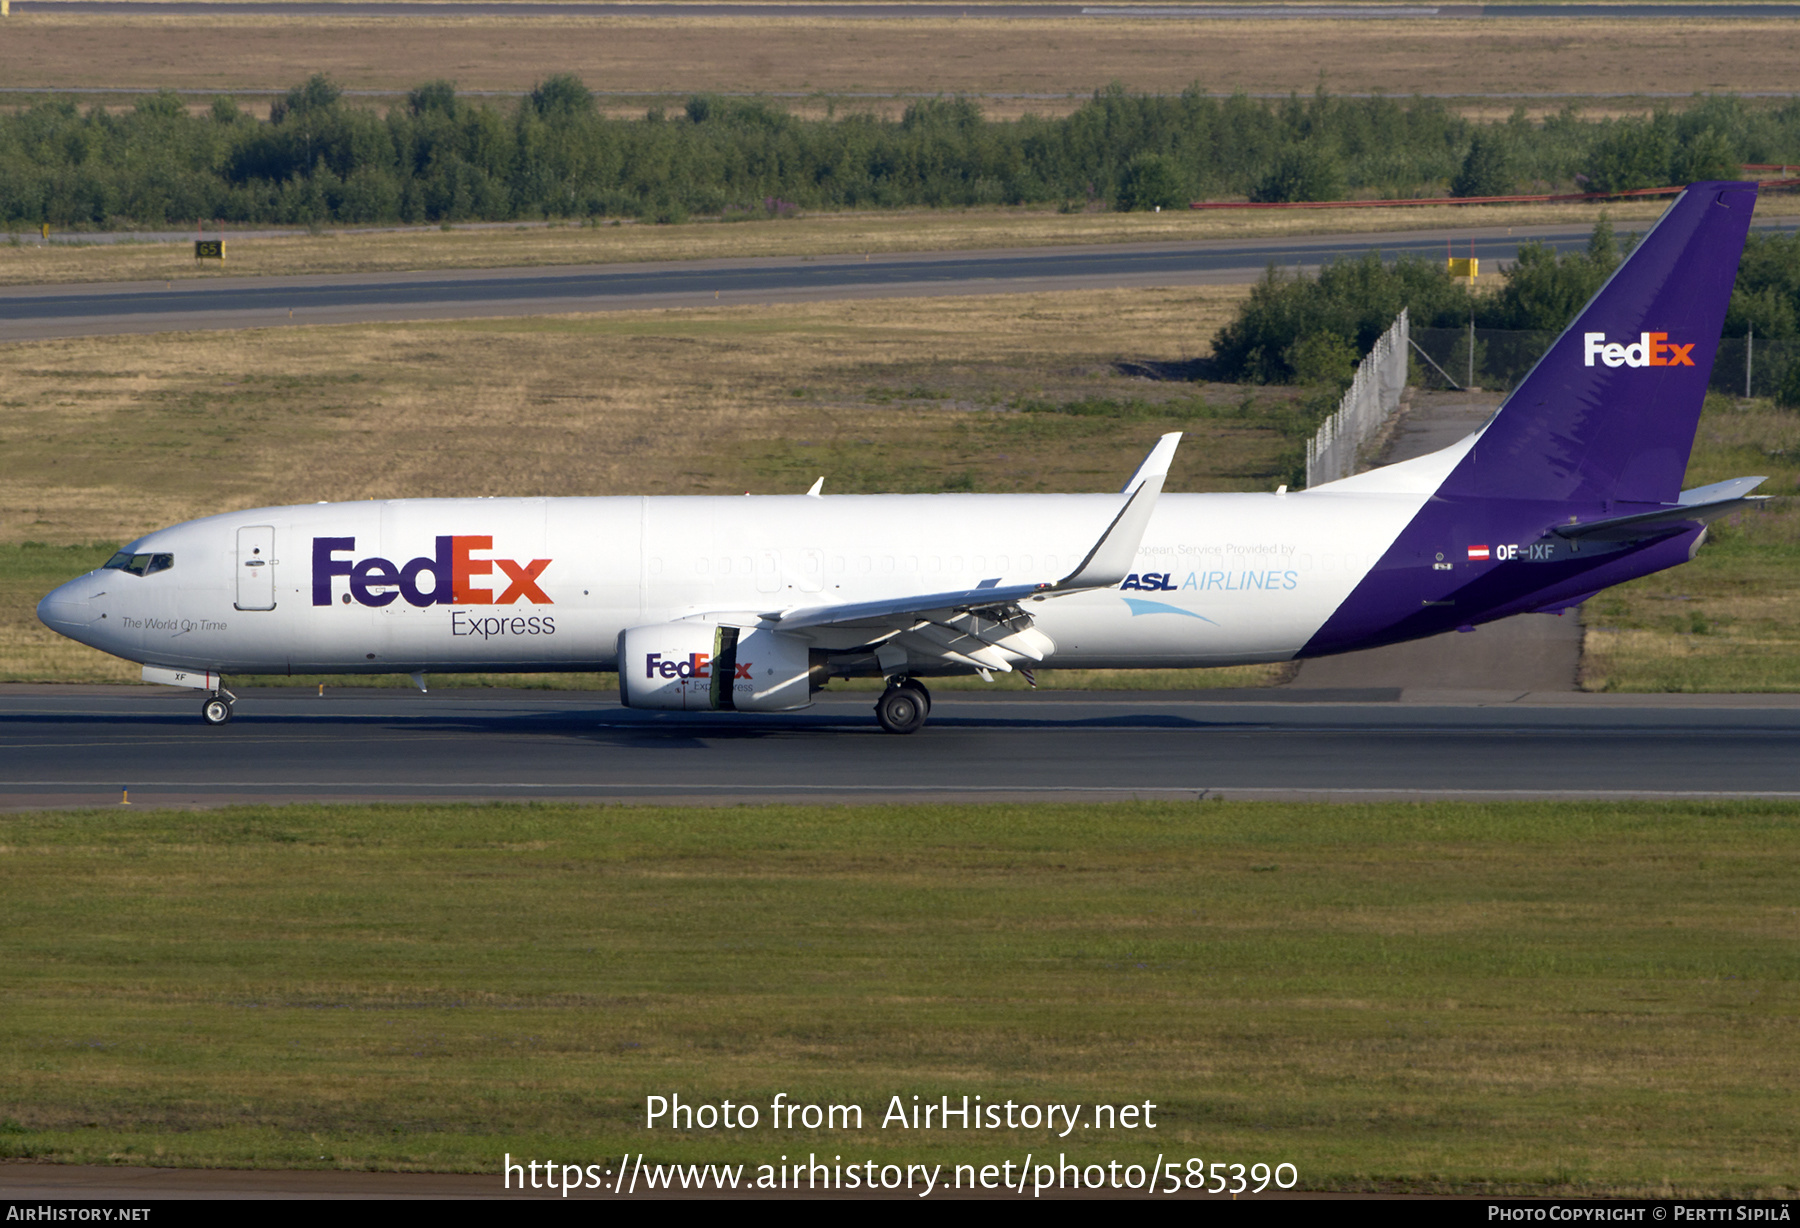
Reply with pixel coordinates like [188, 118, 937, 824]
[39, 484, 1441, 678]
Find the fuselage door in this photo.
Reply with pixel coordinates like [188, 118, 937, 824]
[756, 549, 782, 594]
[235, 525, 276, 611]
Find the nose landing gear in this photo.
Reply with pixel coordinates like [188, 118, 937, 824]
[201, 688, 236, 726]
[875, 677, 931, 735]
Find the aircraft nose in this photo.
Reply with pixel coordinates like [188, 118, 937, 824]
[37, 577, 99, 630]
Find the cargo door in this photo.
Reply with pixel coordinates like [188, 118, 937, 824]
[235, 525, 276, 611]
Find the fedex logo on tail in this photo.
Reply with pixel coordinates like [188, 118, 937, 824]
[313, 536, 552, 607]
[1583, 332, 1695, 369]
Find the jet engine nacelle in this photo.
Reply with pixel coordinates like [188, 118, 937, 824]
[617, 623, 816, 712]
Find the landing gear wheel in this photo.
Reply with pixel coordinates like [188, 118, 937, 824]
[908, 679, 932, 714]
[201, 694, 233, 726]
[876, 684, 929, 735]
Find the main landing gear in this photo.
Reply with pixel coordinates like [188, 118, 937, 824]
[875, 677, 931, 735]
[200, 688, 236, 726]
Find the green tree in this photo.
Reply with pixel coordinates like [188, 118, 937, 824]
[134, 89, 187, 121]
[1584, 119, 1672, 193]
[1284, 332, 1360, 386]
[1115, 152, 1184, 211]
[1249, 145, 1345, 203]
[1672, 125, 1741, 184]
[1478, 217, 1630, 332]
[1451, 129, 1516, 198]
[1725, 232, 1800, 338]
[1778, 362, 1800, 408]
[1210, 253, 1473, 384]
[407, 80, 459, 119]
[271, 73, 342, 125]
[529, 74, 594, 121]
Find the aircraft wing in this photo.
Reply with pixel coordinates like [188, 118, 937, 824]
[1553, 476, 1769, 543]
[758, 432, 1182, 674]
[775, 431, 1180, 629]
[775, 579, 1048, 631]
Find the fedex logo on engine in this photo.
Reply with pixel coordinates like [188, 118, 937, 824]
[1583, 331, 1695, 369]
[312, 536, 551, 607]
[645, 652, 752, 680]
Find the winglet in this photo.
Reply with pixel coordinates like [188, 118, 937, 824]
[1120, 431, 1183, 494]
[805, 477, 824, 498]
[1060, 432, 1181, 590]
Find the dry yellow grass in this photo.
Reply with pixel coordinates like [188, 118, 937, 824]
[1575, 402, 1800, 692]
[0, 285, 1259, 540]
[0, 284, 1277, 682]
[1579, 570, 1800, 692]
[0, 14, 1796, 99]
[10, 196, 1774, 286]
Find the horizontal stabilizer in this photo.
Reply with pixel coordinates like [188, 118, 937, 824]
[1554, 477, 1769, 542]
[1677, 475, 1770, 506]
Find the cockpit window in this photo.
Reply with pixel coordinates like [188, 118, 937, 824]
[102, 551, 174, 577]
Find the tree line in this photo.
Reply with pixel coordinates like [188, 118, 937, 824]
[3, 75, 1799, 228]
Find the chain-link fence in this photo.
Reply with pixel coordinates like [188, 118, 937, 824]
[1410, 328, 1798, 401]
[1306, 309, 1409, 488]
[1714, 336, 1797, 401]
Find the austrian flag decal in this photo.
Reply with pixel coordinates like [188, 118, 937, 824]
[1467, 545, 1491, 561]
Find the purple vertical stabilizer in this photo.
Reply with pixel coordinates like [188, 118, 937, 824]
[1300, 183, 1759, 660]
[1441, 181, 1756, 506]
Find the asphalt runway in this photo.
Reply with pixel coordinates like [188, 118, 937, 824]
[5, 685, 1800, 808]
[16, 221, 1800, 341]
[14, 2, 1800, 17]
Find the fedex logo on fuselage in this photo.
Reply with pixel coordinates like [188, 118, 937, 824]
[312, 536, 551, 607]
[1583, 331, 1695, 369]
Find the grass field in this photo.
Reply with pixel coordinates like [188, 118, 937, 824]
[0, 286, 1266, 542]
[1580, 395, 1800, 692]
[1, 14, 1796, 102]
[5, 198, 1745, 286]
[0, 798, 1794, 1194]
